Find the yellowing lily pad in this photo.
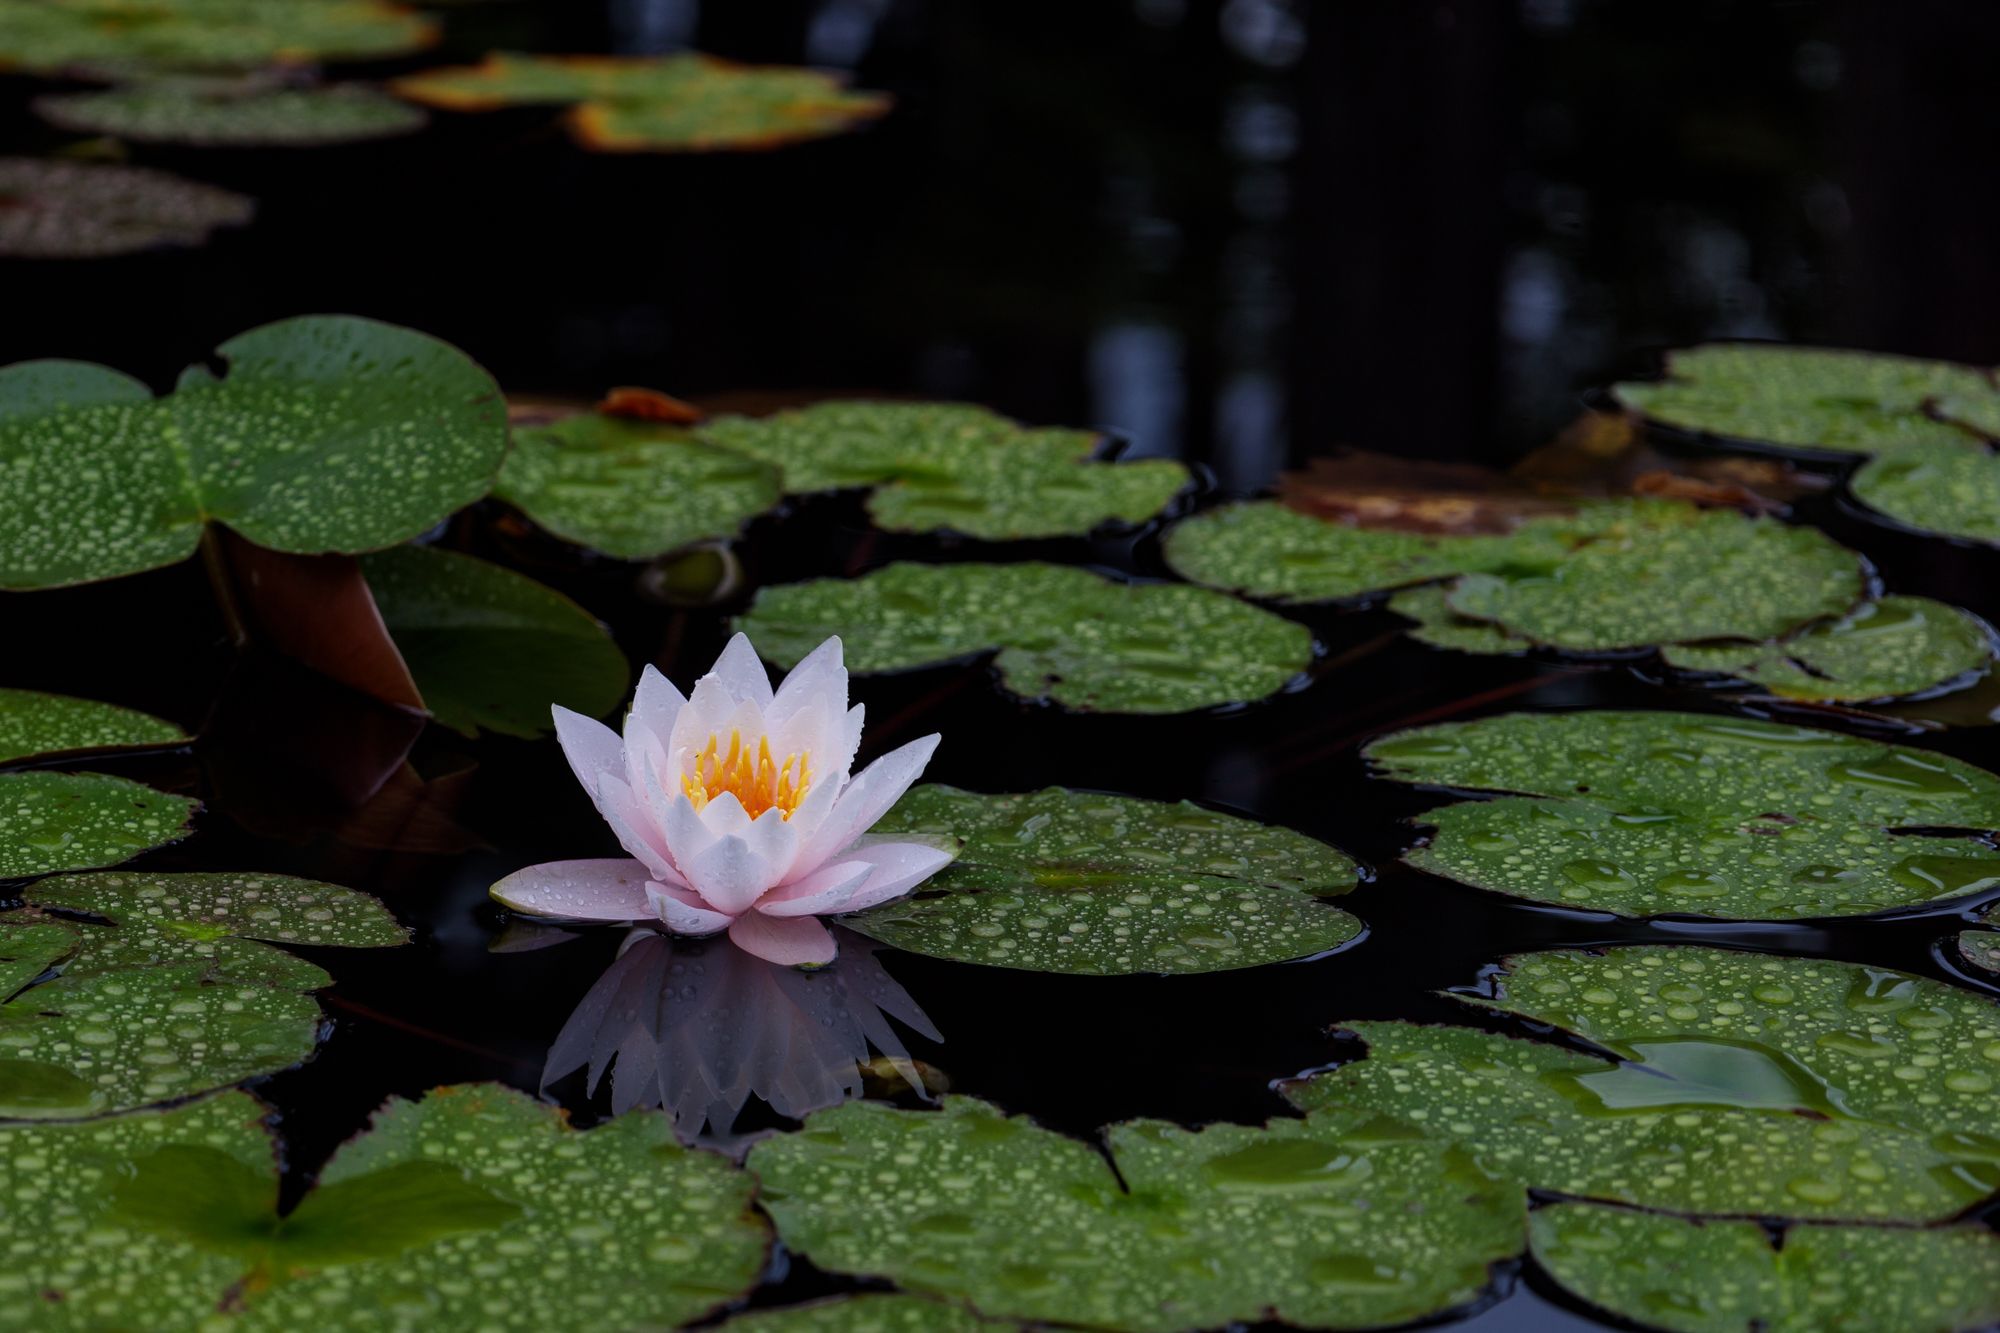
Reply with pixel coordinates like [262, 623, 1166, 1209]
[1289, 946, 2000, 1222]
[737, 561, 1312, 713]
[0, 771, 197, 878]
[0, 0, 437, 75]
[393, 52, 889, 153]
[750, 1096, 1524, 1331]
[1663, 596, 1994, 702]
[1369, 710, 2000, 919]
[0, 156, 252, 258]
[0, 689, 183, 763]
[847, 786, 1361, 974]
[0, 315, 507, 589]
[1850, 440, 2000, 546]
[34, 80, 428, 147]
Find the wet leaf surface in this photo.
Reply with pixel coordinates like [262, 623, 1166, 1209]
[361, 545, 628, 738]
[1662, 596, 1994, 703]
[738, 562, 1312, 713]
[0, 771, 196, 877]
[0, 156, 252, 258]
[1370, 710, 2000, 919]
[1850, 440, 2000, 546]
[1388, 584, 1527, 655]
[1530, 1202, 2000, 1333]
[847, 786, 1360, 974]
[750, 1095, 1525, 1331]
[1959, 904, 2000, 977]
[34, 80, 428, 147]
[0, 1082, 768, 1327]
[0, 0, 437, 74]
[1291, 945, 2000, 1222]
[0, 689, 183, 763]
[716, 1294, 1003, 1331]
[0, 316, 506, 588]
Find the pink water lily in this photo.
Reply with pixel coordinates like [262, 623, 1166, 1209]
[491, 634, 953, 966]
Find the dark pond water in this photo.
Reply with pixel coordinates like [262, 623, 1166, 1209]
[6, 2, 2000, 1329]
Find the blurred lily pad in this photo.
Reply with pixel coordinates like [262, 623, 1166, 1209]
[716, 1295, 1001, 1331]
[0, 315, 506, 589]
[1531, 1202, 2000, 1333]
[1387, 584, 1526, 655]
[0, 156, 252, 258]
[496, 411, 782, 559]
[1289, 946, 2000, 1222]
[1663, 596, 1994, 702]
[0, 1081, 768, 1326]
[0, 0, 437, 75]
[699, 400, 1188, 539]
[35, 79, 428, 147]
[847, 786, 1361, 974]
[737, 561, 1312, 713]
[0, 871, 402, 1117]
[1612, 344, 2000, 455]
[0, 771, 196, 877]
[360, 545, 629, 739]
[1850, 440, 2000, 546]
[393, 52, 889, 153]
[750, 1095, 1524, 1331]
[0, 688, 183, 763]
[1369, 710, 2000, 919]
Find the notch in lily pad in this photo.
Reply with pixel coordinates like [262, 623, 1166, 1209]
[1662, 596, 1996, 704]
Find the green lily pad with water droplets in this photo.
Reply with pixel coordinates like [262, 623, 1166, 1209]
[1369, 710, 2000, 919]
[1611, 344, 2000, 455]
[1388, 584, 1527, 655]
[716, 1295, 1001, 1332]
[0, 771, 197, 877]
[698, 400, 1189, 540]
[1530, 1202, 2000, 1333]
[0, 1081, 768, 1327]
[0, 156, 253, 259]
[1958, 903, 2000, 976]
[34, 81, 428, 147]
[360, 545, 629, 739]
[496, 412, 783, 559]
[750, 1095, 1524, 1332]
[1662, 596, 1994, 703]
[1289, 946, 2000, 1222]
[0, 689, 184, 763]
[0, 0, 437, 76]
[845, 786, 1361, 975]
[0, 315, 506, 590]
[738, 562, 1312, 713]
[1850, 440, 2000, 546]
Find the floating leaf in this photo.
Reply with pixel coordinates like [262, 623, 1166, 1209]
[0, 0, 437, 75]
[0, 315, 507, 589]
[0, 1082, 768, 1326]
[1663, 597, 1994, 702]
[0, 156, 252, 258]
[1289, 946, 2000, 1222]
[1960, 904, 2000, 976]
[750, 1096, 1524, 1331]
[699, 401, 1189, 540]
[0, 771, 196, 877]
[1850, 440, 2000, 546]
[717, 1295, 999, 1331]
[1387, 584, 1525, 655]
[393, 52, 889, 153]
[360, 545, 629, 739]
[35, 81, 428, 147]
[0, 689, 183, 763]
[0, 872, 402, 1118]
[1530, 1202, 2000, 1333]
[738, 562, 1312, 713]
[1612, 344, 2000, 455]
[1369, 710, 2000, 919]
[496, 412, 782, 559]
[846, 786, 1361, 974]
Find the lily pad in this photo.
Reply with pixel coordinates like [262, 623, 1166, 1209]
[495, 412, 782, 559]
[749, 1095, 1525, 1331]
[0, 771, 197, 877]
[0, 1081, 769, 1327]
[360, 545, 629, 739]
[34, 81, 428, 147]
[1530, 1202, 2000, 1333]
[0, 0, 438, 75]
[1958, 904, 2000, 976]
[1611, 344, 2000, 455]
[0, 689, 184, 763]
[1662, 597, 1994, 703]
[1369, 710, 2000, 919]
[717, 1295, 1000, 1331]
[0, 156, 253, 258]
[1289, 946, 2000, 1222]
[846, 786, 1361, 974]
[1850, 440, 2000, 546]
[698, 400, 1189, 540]
[1388, 584, 1526, 655]
[0, 315, 507, 589]
[393, 52, 889, 153]
[0, 871, 403, 1118]
[738, 562, 1312, 713]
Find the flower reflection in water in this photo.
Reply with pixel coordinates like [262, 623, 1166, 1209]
[543, 925, 938, 1142]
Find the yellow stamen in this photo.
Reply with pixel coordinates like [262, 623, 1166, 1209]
[681, 730, 812, 819]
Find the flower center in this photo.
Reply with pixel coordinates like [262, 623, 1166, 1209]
[682, 730, 811, 820]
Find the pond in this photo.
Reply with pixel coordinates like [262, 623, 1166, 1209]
[3, 3, 1999, 1331]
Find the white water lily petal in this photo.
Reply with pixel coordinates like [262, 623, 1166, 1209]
[728, 911, 837, 966]
[684, 832, 784, 916]
[769, 635, 845, 722]
[630, 663, 686, 740]
[553, 705, 623, 799]
[709, 632, 774, 706]
[755, 859, 874, 917]
[596, 774, 677, 881]
[645, 881, 732, 936]
[796, 733, 942, 869]
[493, 859, 653, 921]
[825, 838, 959, 913]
